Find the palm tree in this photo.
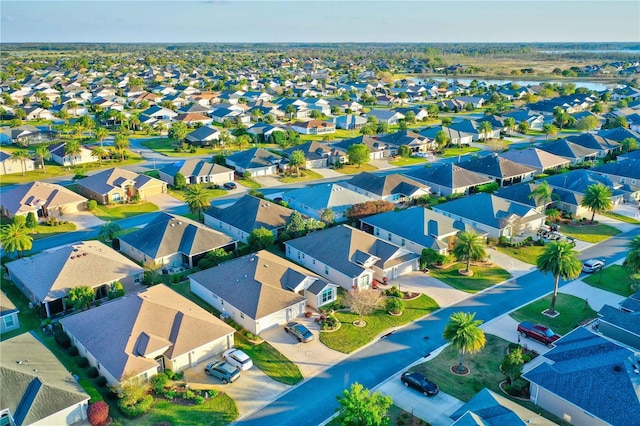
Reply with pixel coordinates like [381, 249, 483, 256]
[91, 146, 108, 165]
[623, 235, 640, 287]
[94, 127, 109, 147]
[453, 231, 486, 275]
[114, 133, 129, 161]
[443, 312, 486, 374]
[542, 123, 558, 140]
[581, 183, 613, 222]
[34, 145, 51, 173]
[536, 241, 582, 315]
[503, 117, 515, 136]
[67, 100, 78, 116]
[528, 181, 553, 208]
[11, 149, 31, 176]
[98, 222, 122, 242]
[64, 140, 82, 165]
[184, 184, 210, 222]
[478, 121, 492, 141]
[0, 222, 33, 258]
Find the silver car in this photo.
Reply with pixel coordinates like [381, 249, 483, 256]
[582, 258, 605, 273]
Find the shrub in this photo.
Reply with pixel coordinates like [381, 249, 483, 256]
[183, 389, 195, 400]
[69, 345, 79, 356]
[193, 396, 205, 405]
[164, 389, 177, 400]
[87, 200, 98, 211]
[151, 373, 168, 394]
[383, 286, 403, 298]
[26, 212, 37, 229]
[385, 297, 405, 314]
[87, 401, 109, 426]
[87, 366, 99, 378]
[117, 394, 153, 418]
[55, 331, 71, 349]
[76, 357, 89, 368]
[96, 376, 108, 387]
[197, 258, 212, 269]
[12, 215, 27, 227]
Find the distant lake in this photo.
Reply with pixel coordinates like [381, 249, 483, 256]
[539, 49, 640, 54]
[409, 77, 614, 91]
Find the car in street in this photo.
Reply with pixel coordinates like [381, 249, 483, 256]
[400, 371, 439, 396]
[204, 361, 240, 384]
[223, 181, 237, 190]
[284, 321, 314, 343]
[222, 348, 253, 371]
[582, 258, 605, 273]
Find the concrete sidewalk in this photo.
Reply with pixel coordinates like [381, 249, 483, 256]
[559, 278, 626, 311]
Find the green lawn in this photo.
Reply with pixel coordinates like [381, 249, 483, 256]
[600, 211, 640, 224]
[238, 177, 262, 189]
[583, 265, 636, 297]
[298, 129, 360, 142]
[334, 163, 378, 175]
[127, 393, 238, 426]
[509, 293, 597, 335]
[429, 263, 512, 293]
[319, 294, 439, 353]
[388, 156, 428, 166]
[144, 170, 161, 179]
[140, 137, 220, 157]
[328, 405, 429, 426]
[560, 222, 621, 243]
[92, 202, 159, 221]
[168, 187, 227, 202]
[29, 222, 77, 240]
[495, 245, 546, 265]
[438, 146, 481, 158]
[279, 169, 324, 183]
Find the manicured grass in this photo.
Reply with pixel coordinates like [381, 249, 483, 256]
[298, 129, 360, 142]
[438, 146, 482, 158]
[168, 187, 227, 202]
[429, 263, 512, 293]
[601, 211, 640, 224]
[144, 170, 161, 179]
[140, 137, 218, 157]
[29, 222, 77, 240]
[238, 177, 262, 189]
[583, 265, 636, 297]
[0, 275, 43, 342]
[495, 245, 546, 265]
[509, 293, 597, 335]
[334, 163, 378, 174]
[92, 202, 159, 221]
[327, 405, 430, 426]
[559, 222, 621, 243]
[388, 156, 428, 166]
[128, 393, 238, 426]
[279, 169, 324, 183]
[319, 294, 439, 353]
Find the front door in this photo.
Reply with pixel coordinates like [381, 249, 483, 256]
[155, 355, 165, 373]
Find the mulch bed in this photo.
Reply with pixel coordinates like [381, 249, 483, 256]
[450, 365, 471, 376]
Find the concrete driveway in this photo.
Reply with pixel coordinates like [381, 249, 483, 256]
[146, 193, 186, 211]
[481, 315, 551, 356]
[181, 355, 289, 417]
[386, 272, 468, 308]
[260, 316, 347, 378]
[66, 210, 106, 230]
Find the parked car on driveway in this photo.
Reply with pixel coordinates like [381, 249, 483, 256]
[517, 321, 561, 346]
[582, 258, 605, 273]
[223, 182, 237, 190]
[284, 321, 314, 343]
[222, 348, 253, 371]
[400, 371, 439, 396]
[204, 361, 240, 384]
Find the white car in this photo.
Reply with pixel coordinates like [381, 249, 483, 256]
[582, 258, 605, 273]
[222, 348, 253, 371]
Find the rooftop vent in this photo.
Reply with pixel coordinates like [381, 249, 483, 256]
[170, 223, 175, 227]
[614, 365, 622, 372]
[178, 221, 183, 225]
[249, 257, 255, 262]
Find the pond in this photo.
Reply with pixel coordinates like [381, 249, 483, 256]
[409, 77, 615, 91]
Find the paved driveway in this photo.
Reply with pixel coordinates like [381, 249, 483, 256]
[481, 315, 551, 356]
[66, 210, 105, 230]
[386, 272, 468, 308]
[260, 316, 347, 378]
[146, 193, 186, 211]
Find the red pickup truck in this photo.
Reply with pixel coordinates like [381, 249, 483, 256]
[517, 321, 560, 346]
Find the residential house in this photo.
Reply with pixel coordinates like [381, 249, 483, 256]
[173, 112, 213, 127]
[0, 150, 36, 175]
[225, 148, 283, 177]
[450, 388, 555, 425]
[419, 125, 474, 146]
[360, 207, 476, 255]
[366, 109, 405, 125]
[564, 133, 621, 158]
[281, 141, 346, 169]
[211, 108, 241, 124]
[282, 183, 372, 221]
[528, 94, 597, 115]
[158, 159, 235, 186]
[432, 193, 546, 238]
[331, 135, 386, 160]
[334, 114, 367, 130]
[76, 167, 166, 204]
[190, 250, 338, 335]
[247, 123, 286, 141]
[185, 125, 222, 147]
[457, 154, 537, 187]
[524, 327, 640, 426]
[0, 125, 55, 145]
[6, 241, 144, 317]
[47, 142, 97, 167]
[598, 291, 640, 350]
[179, 102, 213, 116]
[0, 291, 20, 334]
[499, 147, 571, 174]
[1, 332, 90, 426]
[118, 212, 236, 269]
[404, 163, 493, 196]
[284, 225, 420, 290]
[538, 138, 600, 165]
[24, 106, 55, 121]
[597, 127, 640, 145]
[60, 284, 235, 385]
[290, 120, 336, 135]
[140, 105, 177, 121]
[394, 106, 428, 121]
[503, 109, 545, 131]
[377, 130, 435, 154]
[0, 181, 87, 219]
[204, 194, 293, 243]
[345, 172, 430, 203]
[447, 119, 501, 141]
[590, 157, 640, 202]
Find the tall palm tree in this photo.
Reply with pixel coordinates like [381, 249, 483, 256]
[503, 117, 515, 136]
[64, 140, 82, 165]
[478, 121, 492, 141]
[623, 235, 640, 286]
[34, 145, 51, 173]
[536, 241, 582, 315]
[580, 183, 613, 222]
[91, 146, 108, 165]
[0, 222, 33, 258]
[443, 312, 486, 374]
[528, 181, 553, 208]
[114, 133, 129, 161]
[453, 231, 486, 275]
[95, 126, 109, 147]
[99, 222, 122, 242]
[11, 149, 31, 176]
[184, 184, 210, 222]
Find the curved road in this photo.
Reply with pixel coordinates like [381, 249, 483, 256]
[237, 227, 640, 426]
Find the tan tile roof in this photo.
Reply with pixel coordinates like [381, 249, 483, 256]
[0, 181, 87, 216]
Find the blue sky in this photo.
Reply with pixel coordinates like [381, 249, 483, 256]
[2, 1, 639, 43]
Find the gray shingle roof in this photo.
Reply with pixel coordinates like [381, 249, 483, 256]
[160, 159, 233, 179]
[538, 138, 599, 160]
[283, 183, 372, 215]
[457, 154, 536, 179]
[404, 163, 492, 190]
[591, 158, 640, 180]
[77, 167, 164, 195]
[451, 388, 550, 425]
[347, 172, 429, 197]
[523, 327, 640, 425]
[599, 304, 640, 337]
[205, 194, 292, 234]
[225, 147, 282, 170]
[499, 148, 570, 173]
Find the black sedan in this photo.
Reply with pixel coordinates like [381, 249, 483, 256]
[400, 371, 439, 396]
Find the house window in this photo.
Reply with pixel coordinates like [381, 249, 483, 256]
[3, 315, 14, 328]
[321, 288, 333, 304]
[375, 228, 379, 236]
[401, 239, 405, 247]
[388, 233, 392, 241]
[620, 177, 625, 184]
[240, 313, 244, 319]
[325, 265, 329, 275]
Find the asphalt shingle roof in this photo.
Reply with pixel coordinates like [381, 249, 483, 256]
[283, 183, 372, 215]
[457, 154, 536, 179]
[77, 167, 164, 195]
[0, 181, 87, 216]
[347, 172, 428, 197]
[225, 147, 282, 170]
[404, 163, 492, 191]
[205, 194, 292, 234]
